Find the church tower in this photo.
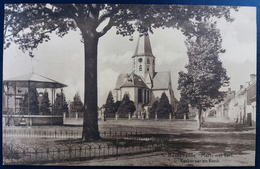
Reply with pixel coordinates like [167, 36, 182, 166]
[132, 34, 155, 79]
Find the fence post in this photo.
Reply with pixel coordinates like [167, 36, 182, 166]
[76, 112, 78, 121]
[128, 113, 131, 121]
[116, 138, 118, 159]
[69, 141, 72, 163]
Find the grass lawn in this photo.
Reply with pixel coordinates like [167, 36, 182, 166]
[3, 117, 256, 166]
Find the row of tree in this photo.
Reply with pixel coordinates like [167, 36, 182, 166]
[103, 91, 136, 118]
[22, 89, 69, 115]
[103, 91, 179, 119]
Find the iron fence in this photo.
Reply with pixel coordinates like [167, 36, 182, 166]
[3, 128, 160, 141]
[3, 137, 167, 165]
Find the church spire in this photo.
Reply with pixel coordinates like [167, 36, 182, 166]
[132, 33, 155, 78]
[133, 34, 154, 57]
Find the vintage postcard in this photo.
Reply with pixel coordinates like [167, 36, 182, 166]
[2, 4, 256, 166]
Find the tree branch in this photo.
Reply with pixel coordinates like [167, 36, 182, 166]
[97, 18, 114, 38]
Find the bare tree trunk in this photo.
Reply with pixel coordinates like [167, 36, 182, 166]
[81, 30, 101, 141]
[198, 108, 202, 130]
[200, 111, 203, 124]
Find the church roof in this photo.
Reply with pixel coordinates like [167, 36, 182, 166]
[152, 71, 170, 90]
[132, 34, 154, 57]
[115, 73, 148, 89]
[115, 73, 128, 90]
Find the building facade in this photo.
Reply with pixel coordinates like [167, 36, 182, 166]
[114, 34, 178, 118]
[215, 74, 256, 126]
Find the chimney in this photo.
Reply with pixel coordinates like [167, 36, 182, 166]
[240, 85, 243, 90]
[250, 74, 256, 82]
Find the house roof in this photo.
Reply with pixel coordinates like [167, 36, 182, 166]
[152, 72, 170, 90]
[3, 72, 67, 88]
[132, 34, 154, 58]
[115, 73, 148, 89]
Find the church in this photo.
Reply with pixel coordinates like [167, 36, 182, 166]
[114, 33, 179, 118]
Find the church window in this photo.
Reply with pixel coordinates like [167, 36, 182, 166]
[138, 89, 142, 103]
[144, 90, 146, 103]
[139, 65, 142, 71]
[153, 59, 155, 65]
[147, 58, 150, 64]
[147, 91, 150, 103]
[147, 67, 149, 71]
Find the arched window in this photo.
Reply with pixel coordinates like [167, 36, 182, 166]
[147, 58, 150, 64]
[153, 59, 155, 65]
[139, 65, 142, 71]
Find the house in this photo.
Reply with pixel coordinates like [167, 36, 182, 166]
[214, 74, 256, 126]
[215, 88, 236, 117]
[114, 34, 178, 118]
[232, 74, 256, 125]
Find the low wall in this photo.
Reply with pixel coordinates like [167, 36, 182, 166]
[3, 115, 63, 126]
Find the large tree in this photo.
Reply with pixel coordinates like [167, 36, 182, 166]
[69, 92, 84, 116]
[23, 87, 39, 115]
[103, 91, 115, 118]
[117, 93, 136, 118]
[40, 90, 51, 115]
[178, 21, 230, 130]
[4, 4, 237, 140]
[157, 92, 173, 119]
[54, 92, 69, 116]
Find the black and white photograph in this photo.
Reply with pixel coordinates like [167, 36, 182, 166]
[2, 4, 256, 166]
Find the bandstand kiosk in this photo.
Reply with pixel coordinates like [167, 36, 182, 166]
[3, 72, 67, 126]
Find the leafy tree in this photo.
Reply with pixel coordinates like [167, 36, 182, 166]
[40, 90, 51, 115]
[149, 100, 159, 118]
[178, 21, 230, 130]
[117, 93, 136, 118]
[54, 92, 69, 116]
[23, 88, 39, 115]
[4, 4, 237, 140]
[114, 101, 121, 114]
[157, 92, 172, 119]
[175, 95, 189, 119]
[69, 92, 84, 117]
[103, 91, 115, 118]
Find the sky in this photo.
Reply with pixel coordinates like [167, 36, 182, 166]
[3, 6, 256, 107]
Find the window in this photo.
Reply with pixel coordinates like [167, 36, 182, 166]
[133, 59, 135, 65]
[147, 58, 150, 64]
[153, 59, 155, 65]
[147, 67, 149, 71]
[147, 91, 149, 103]
[138, 89, 142, 103]
[144, 90, 146, 103]
[139, 65, 142, 71]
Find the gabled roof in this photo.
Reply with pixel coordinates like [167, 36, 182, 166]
[145, 73, 152, 84]
[152, 71, 170, 90]
[115, 73, 148, 89]
[3, 72, 67, 88]
[132, 34, 154, 57]
[115, 73, 128, 90]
